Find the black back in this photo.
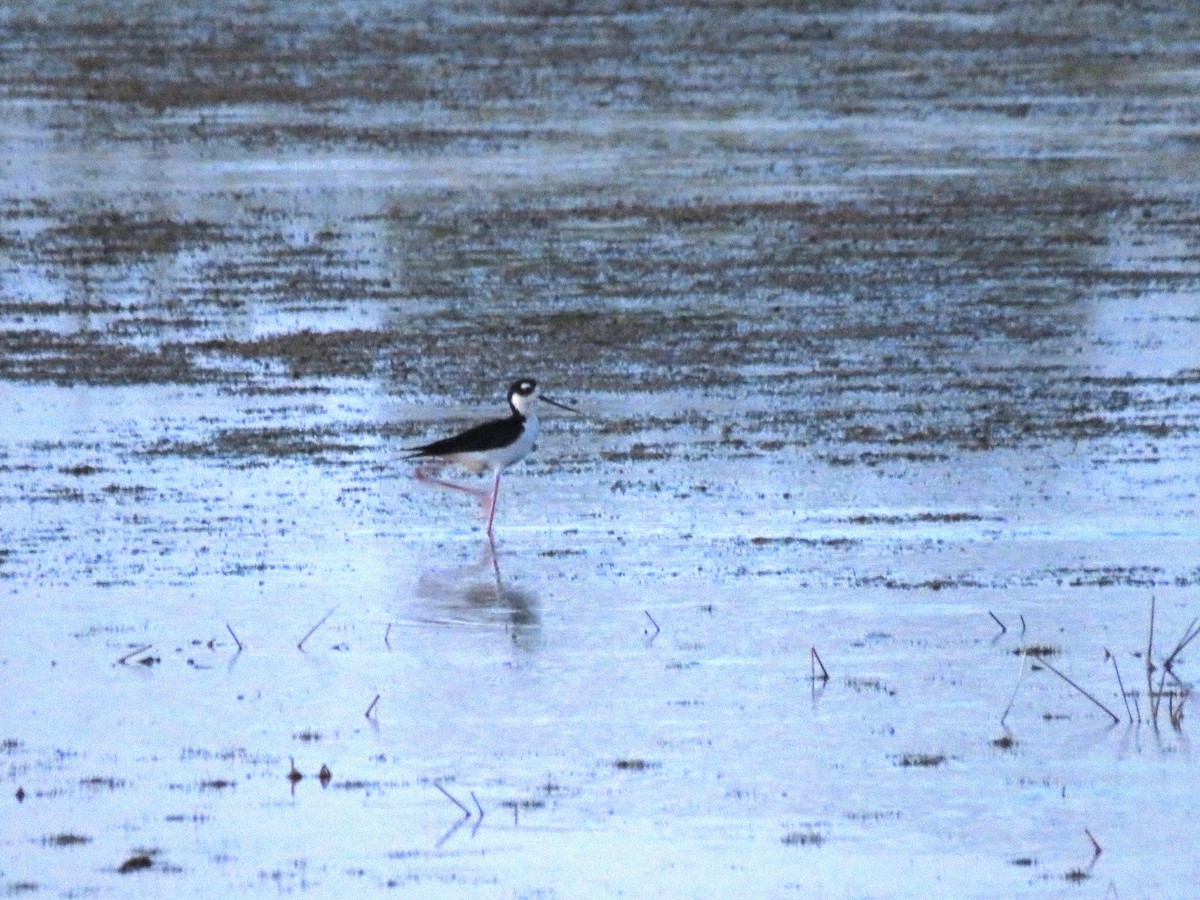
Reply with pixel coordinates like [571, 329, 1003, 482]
[407, 414, 525, 457]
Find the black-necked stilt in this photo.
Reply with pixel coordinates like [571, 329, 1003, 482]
[406, 378, 578, 537]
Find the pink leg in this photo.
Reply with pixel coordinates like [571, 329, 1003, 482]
[414, 466, 489, 505]
[485, 471, 502, 537]
[480, 529, 500, 576]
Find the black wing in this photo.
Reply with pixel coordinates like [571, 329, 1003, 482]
[406, 416, 524, 457]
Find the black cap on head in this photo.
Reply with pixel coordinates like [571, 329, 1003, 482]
[510, 378, 537, 397]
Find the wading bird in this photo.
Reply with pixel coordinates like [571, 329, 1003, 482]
[406, 378, 578, 537]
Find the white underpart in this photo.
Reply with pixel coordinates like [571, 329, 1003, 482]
[492, 411, 539, 470]
[446, 411, 539, 474]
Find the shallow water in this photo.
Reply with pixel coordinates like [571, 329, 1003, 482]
[2, 1, 1200, 897]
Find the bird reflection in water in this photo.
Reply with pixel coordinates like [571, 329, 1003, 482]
[416, 536, 540, 650]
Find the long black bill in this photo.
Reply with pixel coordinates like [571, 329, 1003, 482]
[541, 395, 581, 415]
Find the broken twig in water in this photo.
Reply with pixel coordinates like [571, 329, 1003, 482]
[225, 623, 243, 652]
[297, 606, 338, 651]
[1104, 649, 1132, 723]
[1142, 598, 1200, 727]
[1161, 616, 1200, 674]
[117, 644, 153, 666]
[1147, 595, 1158, 721]
[1155, 659, 1169, 725]
[1000, 643, 1029, 728]
[988, 610, 1007, 634]
[810, 647, 830, 681]
[643, 610, 660, 639]
[384, 623, 393, 650]
[1085, 828, 1102, 860]
[1169, 691, 1188, 730]
[433, 781, 470, 819]
[365, 694, 380, 720]
[1037, 656, 1120, 725]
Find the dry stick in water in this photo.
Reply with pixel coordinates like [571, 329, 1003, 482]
[1104, 649, 1133, 723]
[1085, 828, 1102, 859]
[1155, 662, 1169, 725]
[1000, 644, 1030, 728]
[117, 644, 153, 665]
[1147, 595, 1158, 723]
[643, 610, 660, 639]
[225, 623, 244, 652]
[1144, 605, 1200, 727]
[1161, 616, 1200, 674]
[384, 623, 393, 650]
[810, 647, 829, 681]
[365, 694, 380, 719]
[1169, 692, 1186, 729]
[470, 791, 485, 836]
[1148, 614, 1199, 727]
[1152, 616, 1197, 727]
[1037, 656, 1120, 725]
[988, 611, 1007, 634]
[297, 606, 338, 651]
[433, 781, 471, 819]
